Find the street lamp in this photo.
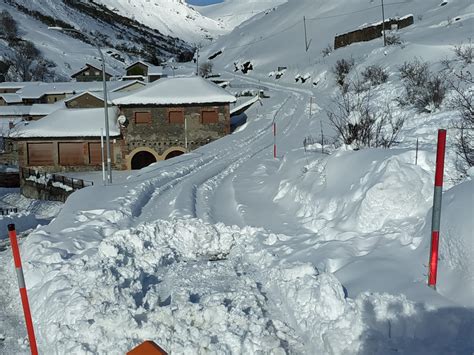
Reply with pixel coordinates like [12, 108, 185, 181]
[48, 26, 113, 184]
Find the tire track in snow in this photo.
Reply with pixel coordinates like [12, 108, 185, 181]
[134, 102, 290, 222]
[193, 95, 300, 224]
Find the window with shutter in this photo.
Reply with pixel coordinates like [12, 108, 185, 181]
[201, 109, 218, 124]
[27, 143, 54, 165]
[58, 143, 84, 166]
[168, 109, 184, 124]
[134, 112, 152, 124]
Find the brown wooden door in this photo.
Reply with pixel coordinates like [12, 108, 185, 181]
[88, 142, 102, 165]
[27, 143, 54, 165]
[58, 142, 84, 166]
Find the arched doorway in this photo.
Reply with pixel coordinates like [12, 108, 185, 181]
[165, 150, 185, 160]
[131, 150, 157, 169]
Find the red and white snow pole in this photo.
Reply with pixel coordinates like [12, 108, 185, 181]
[8, 224, 38, 355]
[273, 122, 277, 159]
[428, 129, 446, 290]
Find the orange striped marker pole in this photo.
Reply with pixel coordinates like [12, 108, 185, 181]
[428, 129, 446, 290]
[8, 224, 38, 355]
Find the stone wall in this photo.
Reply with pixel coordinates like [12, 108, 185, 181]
[20, 178, 71, 202]
[334, 15, 414, 49]
[119, 103, 230, 164]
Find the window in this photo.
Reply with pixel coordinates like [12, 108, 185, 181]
[27, 143, 54, 165]
[168, 109, 184, 124]
[88, 142, 102, 165]
[201, 109, 218, 124]
[84, 71, 90, 76]
[95, 71, 100, 76]
[134, 112, 152, 125]
[58, 142, 84, 166]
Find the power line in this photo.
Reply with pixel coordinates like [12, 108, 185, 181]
[219, 1, 411, 51]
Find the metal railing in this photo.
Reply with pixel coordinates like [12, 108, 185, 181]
[21, 168, 93, 191]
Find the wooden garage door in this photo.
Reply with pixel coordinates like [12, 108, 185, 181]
[88, 142, 102, 165]
[168, 109, 184, 124]
[59, 142, 84, 166]
[201, 109, 218, 124]
[27, 143, 53, 165]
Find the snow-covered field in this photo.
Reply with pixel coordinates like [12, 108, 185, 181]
[1, 0, 473, 354]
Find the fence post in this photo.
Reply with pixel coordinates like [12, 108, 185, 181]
[273, 122, 277, 159]
[428, 129, 446, 289]
[415, 138, 419, 165]
[7, 224, 38, 355]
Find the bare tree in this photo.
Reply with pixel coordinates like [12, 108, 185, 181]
[443, 46, 474, 175]
[199, 61, 213, 77]
[332, 58, 354, 88]
[7, 40, 41, 81]
[327, 90, 405, 149]
[0, 10, 18, 41]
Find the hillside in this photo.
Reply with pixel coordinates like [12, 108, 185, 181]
[194, 0, 287, 31]
[0, 0, 192, 80]
[96, 0, 226, 43]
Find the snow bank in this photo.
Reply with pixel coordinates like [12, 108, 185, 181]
[419, 179, 474, 307]
[274, 149, 433, 245]
[22, 216, 474, 354]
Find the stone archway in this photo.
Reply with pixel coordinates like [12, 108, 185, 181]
[127, 147, 160, 170]
[163, 146, 186, 160]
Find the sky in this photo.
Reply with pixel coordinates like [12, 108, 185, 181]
[186, 0, 224, 5]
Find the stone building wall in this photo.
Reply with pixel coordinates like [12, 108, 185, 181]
[334, 15, 414, 49]
[119, 103, 230, 162]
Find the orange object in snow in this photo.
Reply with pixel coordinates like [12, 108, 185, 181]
[127, 340, 168, 355]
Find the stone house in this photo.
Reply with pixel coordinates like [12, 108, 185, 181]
[71, 63, 113, 82]
[12, 107, 123, 173]
[123, 61, 166, 83]
[113, 76, 236, 170]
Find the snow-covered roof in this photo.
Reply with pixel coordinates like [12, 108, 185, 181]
[0, 81, 129, 100]
[0, 82, 27, 90]
[113, 76, 236, 106]
[12, 107, 120, 138]
[0, 94, 23, 103]
[70, 62, 124, 78]
[0, 102, 65, 117]
[64, 89, 134, 105]
[111, 80, 146, 93]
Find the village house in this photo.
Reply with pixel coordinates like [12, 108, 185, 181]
[112, 76, 236, 170]
[71, 63, 114, 82]
[122, 61, 167, 82]
[12, 107, 122, 173]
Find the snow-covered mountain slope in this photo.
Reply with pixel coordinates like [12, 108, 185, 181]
[194, 0, 287, 31]
[96, 0, 226, 43]
[0, 0, 191, 79]
[203, 0, 473, 80]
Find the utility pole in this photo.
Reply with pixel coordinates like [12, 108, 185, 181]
[381, 0, 386, 46]
[195, 45, 200, 76]
[303, 16, 312, 52]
